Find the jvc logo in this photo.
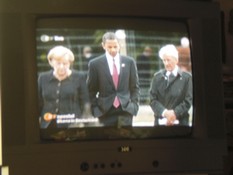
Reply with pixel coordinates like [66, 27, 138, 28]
[118, 146, 132, 152]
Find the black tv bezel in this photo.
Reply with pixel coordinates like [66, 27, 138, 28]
[1, 0, 227, 174]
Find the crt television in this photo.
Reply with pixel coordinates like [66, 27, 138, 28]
[0, 0, 227, 175]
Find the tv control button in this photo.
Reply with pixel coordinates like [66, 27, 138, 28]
[80, 162, 89, 172]
[110, 162, 115, 168]
[117, 162, 122, 168]
[152, 160, 159, 168]
[100, 163, 105, 169]
[93, 163, 98, 169]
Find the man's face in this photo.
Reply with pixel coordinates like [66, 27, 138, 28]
[102, 39, 120, 58]
[162, 55, 178, 72]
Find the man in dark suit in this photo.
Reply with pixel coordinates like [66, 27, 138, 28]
[149, 44, 192, 126]
[87, 32, 140, 127]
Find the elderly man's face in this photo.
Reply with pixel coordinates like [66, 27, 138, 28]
[162, 55, 178, 72]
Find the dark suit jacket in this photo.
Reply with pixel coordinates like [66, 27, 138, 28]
[87, 54, 140, 118]
[149, 68, 193, 125]
[38, 70, 90, 128]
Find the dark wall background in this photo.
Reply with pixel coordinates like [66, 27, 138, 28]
[219, 0, 233, 174]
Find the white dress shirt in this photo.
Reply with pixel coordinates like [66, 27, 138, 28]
[166, 65, 178, 77]
[106, 52, 120, 75]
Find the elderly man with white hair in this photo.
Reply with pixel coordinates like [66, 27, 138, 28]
[149, 44, 193, 126]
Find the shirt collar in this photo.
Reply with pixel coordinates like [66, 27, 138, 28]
[106, 52, 120, 63]
[166, 65, 179, 77]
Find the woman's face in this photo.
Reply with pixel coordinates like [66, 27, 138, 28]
[162, 55, 178, 72]
[50, 57, 71, 77]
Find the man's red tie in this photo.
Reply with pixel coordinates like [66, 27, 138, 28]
[112, 59, 120, 108]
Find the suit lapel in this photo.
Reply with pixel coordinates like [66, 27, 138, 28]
[102, 55, 115, 86]
[118, 56, 127, 88]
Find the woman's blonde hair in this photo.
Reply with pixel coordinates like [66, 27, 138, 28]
[47, 46, 75, 63]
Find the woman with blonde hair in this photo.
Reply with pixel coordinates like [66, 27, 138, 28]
[38, 46, 90, 128]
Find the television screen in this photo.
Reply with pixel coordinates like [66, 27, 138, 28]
[36, 17, 193, 141]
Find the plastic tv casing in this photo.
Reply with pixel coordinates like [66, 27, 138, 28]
[0, 0, 227, 175]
